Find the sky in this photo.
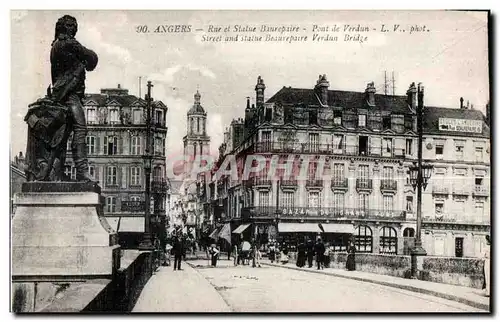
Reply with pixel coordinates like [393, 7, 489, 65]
[10, 10, 489, 161]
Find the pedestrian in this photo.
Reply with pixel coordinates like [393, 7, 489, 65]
[233, 243, 239, 266]
[296, 239, 306, 268]
[483, 235, 490, 297]
[209, 243, 220, 267]
[346, 240, 356, 271]
[252, 243, 262, 268]
[315, 238, 326, 270]
[172, 236, 184, 271]
[268, 241, 276, 263]
[306, 239, 314, 268]
[323, 243, 331, 268]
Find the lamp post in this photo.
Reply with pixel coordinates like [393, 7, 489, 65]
[139, 81, 154, 250]
[408, 83, 433, 279]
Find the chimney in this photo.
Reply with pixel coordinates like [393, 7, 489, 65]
[460, 97, 464, 109]
[255, 76, 266, 108]
[117, 84, 121, 89]
[407, 82, 417, 110]
[315, 74, 330, 106]
[417, 82, 424, 110]
[246, 97, 251, 110]
[365, 82, 376, 106]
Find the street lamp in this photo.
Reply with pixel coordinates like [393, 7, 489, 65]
[408, 83, 433, 279]
[139, 81, 154, 250]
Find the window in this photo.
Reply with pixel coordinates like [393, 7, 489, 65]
[380, 226, 397, 254]
[383, 166, 394, 180]
[333, 163, 345, 183]
[308, 191, 321, 208]
[383, 116, 391, 129]
[89, 165, 95, 180]
[358, 165, 369, 180]
[406, 139, 413, 155]
[475, 202, 484, 217]
[309, 133, 319, 153]
[153, 166, 163, 181]
[333, 134, 344, 153]
[475, 147, 483, 162]
[383, 195, 394, 212]
[131, 136, 142, 155]
[155, 137, 163, 156]
[109, 108, 119, 124]
[436, 145, 444, 159]
[106, 166, 117, 186]
[190, 118, 195, 134]
[262, 131, 271, 151]
[354, 225, 372, 253]
[130, 196, 141, 202]
[86, 136, 96, 155]
[105, 136, 118, 155]
[406, 196, 414, 213]
[133, 109, 142, 124]
[333, 192, 344, 210]
[434, 236, 445, 256]
[358, 193, 369, 213]
[105, 196, 116, 213]
[197, 118, 200, 133]
[358, 114, 366, 127]
[259, 191, 269, 208]
[403, 228, 415, 237]
[333, 111, 342, 125]
[455, 144, 464, 160]
[86, 108, 96, 124]
[71, 166, 76, 180]
[156, 110, 163, 126]
[359, 136, 368, 155]
[382, 138, 393, 156]
[455, 237, 464, 258]
[282, 191, 294, 209]
[130, 166, 141, 186]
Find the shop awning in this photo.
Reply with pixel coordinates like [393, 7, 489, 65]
[209, 227, 221, 239]
[119, 217, 145, 232]
[232, 223, 251, 234]
[278, 223, 321, 233]
[321, 223, 354, 234]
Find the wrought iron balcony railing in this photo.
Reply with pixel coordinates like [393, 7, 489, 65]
[472, 186, 489, 197]
[380, 179, 397, 191]
[452, 185, 470, 196]
[121, 200, 145, 212]
[251, 206, 406, 221]
[152, 178, 169, 192]
[432, 185, 449, 195]
[305, 179, 324, 188]
[356, 179, 373, 190]
[331, 178, 348, 189]
[253, 142, 406, 158]
[422, 214, 490, 225]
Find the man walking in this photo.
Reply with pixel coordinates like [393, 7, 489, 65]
[315, 237, 326, 270]
[172, 236, 184, 271]
[306, 239, 314, 268]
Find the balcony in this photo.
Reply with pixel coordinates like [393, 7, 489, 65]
[432, 185, 449, 195]
[252, 206, 406, 221]
[452, 185, 470, 196]
[422, 213, 490, 225]
[305, 179, 324, 188]
[280, 179, 298, 189]
[252, 141, 406, 158]
[380, 179, 397, 192]
[247, 177, 272, 187]
[331, 178, 348, 191]
[472, 186, 489, 197]
[356, 179, 373, 191]
[152, 178, 168, 192]
[121, 201, 145, 213]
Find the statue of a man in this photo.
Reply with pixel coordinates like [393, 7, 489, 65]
[50, 15, 98, 181]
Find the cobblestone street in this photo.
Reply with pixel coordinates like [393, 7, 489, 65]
[132, 258, 485, 313]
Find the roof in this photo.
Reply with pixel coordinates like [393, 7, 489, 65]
[188, 103, 206, 115]
[83, 93, 167, 110]
[423, 106, 489, 138]
[266, 87, 411, 114]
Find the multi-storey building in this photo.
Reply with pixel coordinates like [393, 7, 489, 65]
[210, 75, 490, 257]
[64, 84, 169, 246]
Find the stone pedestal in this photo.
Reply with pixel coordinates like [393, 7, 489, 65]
[12, 182, 120, 280]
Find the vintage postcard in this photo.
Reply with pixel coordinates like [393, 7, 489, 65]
[10, 10, 490, 313]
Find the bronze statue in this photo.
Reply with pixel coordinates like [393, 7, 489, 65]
[24, 15, 98, 182]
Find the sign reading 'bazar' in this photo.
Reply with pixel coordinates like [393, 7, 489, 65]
[438, 118, 483, 134]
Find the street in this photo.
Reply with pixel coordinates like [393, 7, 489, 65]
[133, 258, 485, 313]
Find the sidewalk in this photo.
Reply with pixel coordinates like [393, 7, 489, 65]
[263, 260, 490, 311]
[132, 262, 231, 312]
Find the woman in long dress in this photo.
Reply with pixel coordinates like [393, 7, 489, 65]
[346, 241, 356, 271]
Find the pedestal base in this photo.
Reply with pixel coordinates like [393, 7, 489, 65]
[12, 182, 120, 280]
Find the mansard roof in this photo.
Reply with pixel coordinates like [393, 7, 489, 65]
[266, 87, 411, 114]
[83, 93, 166, 110]
[423, 106, 489, 138]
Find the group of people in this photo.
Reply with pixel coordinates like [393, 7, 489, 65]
[233, 240, 263, 267]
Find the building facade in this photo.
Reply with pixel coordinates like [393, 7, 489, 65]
[210, 75, 490, 258]
[64, 84, 169, 244]
[11, 152, 27, 216]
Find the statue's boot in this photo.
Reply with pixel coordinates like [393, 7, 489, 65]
[73, 142, 93, 182]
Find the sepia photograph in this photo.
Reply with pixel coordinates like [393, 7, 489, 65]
[9, 9, 491, 313]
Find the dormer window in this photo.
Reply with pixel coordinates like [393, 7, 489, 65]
[109, 108, 119, 124]
[333, 111, 342, 125]
[358, 114, 367, 127]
